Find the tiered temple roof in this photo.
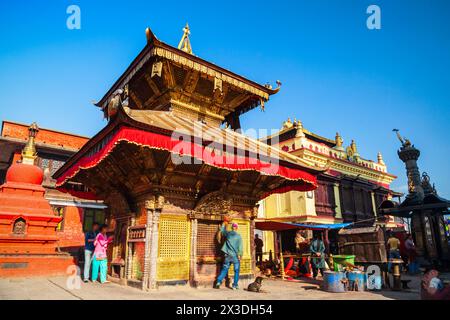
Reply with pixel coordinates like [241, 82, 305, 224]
[96, 27, 281, 130]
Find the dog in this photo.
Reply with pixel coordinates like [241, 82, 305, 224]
[247, 277, 264, 292]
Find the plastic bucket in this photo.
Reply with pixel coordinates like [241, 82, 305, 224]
[322, 271, 346, 293]
[346, 271, 366, 291]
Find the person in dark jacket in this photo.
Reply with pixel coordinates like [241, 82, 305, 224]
[83, 222, 99, 282]
[254, 234, 264, 265]
[310, 232, 326, 279]
[214, 221, 243, 290]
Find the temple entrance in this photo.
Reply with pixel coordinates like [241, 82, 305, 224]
[111, 218, 129, 280]
[196, 219, 222, 283]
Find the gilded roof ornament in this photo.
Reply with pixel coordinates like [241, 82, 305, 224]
[294, 119, 304, 137]
[178, 23, 193, 54]
[21, 122, 39, 165]
[334, 132, 344, 150]
[377, 152, 385, 165]
[350, 139, 360, 158]
[282, 117, 294, 130]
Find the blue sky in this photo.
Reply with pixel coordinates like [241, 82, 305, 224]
[0, 0, 449, 198]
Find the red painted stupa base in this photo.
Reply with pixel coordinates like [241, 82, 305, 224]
[0, 254, 76, 277]
[0, 162, 76, 277]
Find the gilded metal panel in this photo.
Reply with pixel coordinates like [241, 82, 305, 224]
[157, 214, 191, 281]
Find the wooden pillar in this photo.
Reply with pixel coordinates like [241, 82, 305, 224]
[250, 217, 256, 275]
[142, 198, 155, 290]
[189, 218, 198, 287]
[273, 231, 279, 256]
[148, 195, 164, 290]
[370, 191, 377, 218]
[249, 205, 258, 276]
[324, 229, 330, 254]
[333, 182, 342, 219]
[125, 213, 136, 280]
[278, 232, 285, 280]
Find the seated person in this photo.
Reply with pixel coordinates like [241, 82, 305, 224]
[421, 269, 450, 300]
[297, 256, 312, 278]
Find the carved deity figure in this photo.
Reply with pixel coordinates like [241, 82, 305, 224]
[351, 140, 358, 154]
[107, 87, 129, 119]
[13, 218, 26, 235]
[107, 89, 124, 118]
[393, 129, 412, 147]
[408, 172, 416, 194]
[194, 191, 237, 216]
[421, 172, 437, 195]
[346, 145, 354, 161]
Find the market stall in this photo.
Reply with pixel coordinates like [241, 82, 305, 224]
[255, 220, 352, 281]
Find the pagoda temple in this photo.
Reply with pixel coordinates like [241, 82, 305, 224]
[53, 25, 325, 289]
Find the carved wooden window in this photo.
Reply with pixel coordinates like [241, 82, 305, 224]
[83, 209, 105, 232]
[36, 157, 65, 176]
[341, 185, 354, 214]
[197, 221, 221, 259]
[354, 189, 364, 214]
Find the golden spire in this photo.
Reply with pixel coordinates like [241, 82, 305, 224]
[21, 122, 39, 165]
[294, 118, 304, 137]
[335, 132, 343, 147]
[377, 152, 385, 165]
[351, 139, 360, 158]
[178, 23, 193, 54]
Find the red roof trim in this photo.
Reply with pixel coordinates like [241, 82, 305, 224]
[56, 126, 317, 197]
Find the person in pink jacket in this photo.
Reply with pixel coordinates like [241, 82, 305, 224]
[91, 224, 113, 283]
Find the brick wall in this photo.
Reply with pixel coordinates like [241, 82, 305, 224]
[57, 206, 85, 255]
[1, 121, 88, 150]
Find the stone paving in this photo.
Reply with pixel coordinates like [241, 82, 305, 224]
[0, 275, 422, 300]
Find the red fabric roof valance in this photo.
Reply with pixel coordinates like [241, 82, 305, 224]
[56, 126, 318, 199]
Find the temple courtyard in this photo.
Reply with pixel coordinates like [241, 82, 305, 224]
[0, 275, 427, 300]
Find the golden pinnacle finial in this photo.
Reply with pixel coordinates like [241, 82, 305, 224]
[178, 23, 193, 54]
[21, 122, 39, 165]
[335, 132, 343, 148]
[377, 151, 385, 165]
[350, 139, 360, 158]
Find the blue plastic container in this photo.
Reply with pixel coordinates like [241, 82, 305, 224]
[322, 271, 346, 293]
[346, 271, 366, 291]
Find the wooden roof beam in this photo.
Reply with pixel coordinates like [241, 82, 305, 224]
[226, 92, 250, 110]
[129, 90, 144, 109]
[143, 73, 161, 96]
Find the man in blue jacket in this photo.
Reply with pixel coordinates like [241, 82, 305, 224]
[214, 221, 243, 290]
[83, 222, 99, 282]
